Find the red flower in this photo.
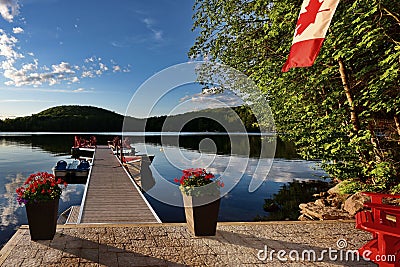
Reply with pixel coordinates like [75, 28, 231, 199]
[205, 174, 214, 179]
[173, 168, 223, 191]
[16, 171, 67, 205]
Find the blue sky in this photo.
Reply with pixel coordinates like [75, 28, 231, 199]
[0, 0, 243, 119]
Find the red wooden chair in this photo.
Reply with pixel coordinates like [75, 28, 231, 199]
[355, 192, 400, 267]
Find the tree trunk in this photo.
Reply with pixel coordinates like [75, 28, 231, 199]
[367, 120, 383, 161]
[394, 115, 400, 143]
[338, 58, 360, 132]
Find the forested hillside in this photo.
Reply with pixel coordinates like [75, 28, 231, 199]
[0, 106, 124, 132]
[0, 105, 259, 132]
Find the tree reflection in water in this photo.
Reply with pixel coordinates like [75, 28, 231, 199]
[255, 180, 332, 221]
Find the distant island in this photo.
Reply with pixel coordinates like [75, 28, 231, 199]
[0, 105, 259, 132]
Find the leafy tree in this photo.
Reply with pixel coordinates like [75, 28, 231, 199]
[190, 0, 400, 193]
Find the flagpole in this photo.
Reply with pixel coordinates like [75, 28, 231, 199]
[338, 57, 360, 132]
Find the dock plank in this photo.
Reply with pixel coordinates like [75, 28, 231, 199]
[79, 146, 159, 224]
[65, 206, 80, 224]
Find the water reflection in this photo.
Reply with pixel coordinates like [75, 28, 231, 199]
[0, 173, 25, 230]
[130, 140, 327, 222]
[0, 134, 326, 246]
[1, 134, 297, 160]
[255, 180, 332, 221]
[0, 137, 85, 247]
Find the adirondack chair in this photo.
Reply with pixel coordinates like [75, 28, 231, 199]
[355, 192, 400, 267]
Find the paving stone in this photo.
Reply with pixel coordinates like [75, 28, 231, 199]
[1, 257, 24, 266]
[65, 239, 83, 249]
[81, 239, 99, 249]
[0, 222, 377, 267]
[9, 246, 38, 259]
[123, 244, 152, 255]
[80, 248, 98, 263]
[130, 239, 157, 248]
[98, 233, 115, 244]
[162, 253, 185, 265]
[61, 257, 79, 265]
[42, 249, 63, 264]
[106, 243, 125, 252]
[21, 258, 42, 267]
[98, 252, 118, 267]
[117, 253, 167, 267]
[78, 263, 99, 267]
[62, 248, 82, 258]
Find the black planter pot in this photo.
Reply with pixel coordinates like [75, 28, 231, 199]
[182, 193, 220, 236]
[25, 198, 59, 240]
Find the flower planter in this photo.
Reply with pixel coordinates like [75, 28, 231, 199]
[25, 198, 59, 240]
[182, 193, 220, 236]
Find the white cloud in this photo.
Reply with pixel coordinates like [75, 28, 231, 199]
[0, 99, 55, 103]
[153, 30, 163, 41]
[0, 29, 23, 60]
[0, 29, 130, 87]
[0, 0, 20, 22]
[51, 61, 75, 74]
[176, 90, 244, 114]
[111, 17, 164, 49]
[12, 26, 23, 34]
[179, 94, 191, 102]
[1, 58, 82, 86]
[71, 76, 79, 83]
[143, 17, 164, 41]
[143, 18, 153, 26]
[84, 56, 95, 63]
[1, 59, 14, 70]
[112, 65, 121, 72]
[3, 61, 80, 87]
[99, 62, 108, 71]
[81, 70, 94, 78]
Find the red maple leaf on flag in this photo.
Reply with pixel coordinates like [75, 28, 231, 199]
[295, 0, 330, 36]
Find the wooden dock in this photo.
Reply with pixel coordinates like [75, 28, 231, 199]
[77, 146, 160, 224]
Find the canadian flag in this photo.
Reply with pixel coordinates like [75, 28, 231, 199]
[282, 0, 340, 72]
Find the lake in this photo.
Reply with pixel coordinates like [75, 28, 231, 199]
[0, 133, 327, 247]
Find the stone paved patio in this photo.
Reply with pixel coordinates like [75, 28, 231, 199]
[0, 221, 376, 266]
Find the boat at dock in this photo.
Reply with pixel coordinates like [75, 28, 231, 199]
[53, 159, 91, 184]
[71, 147, 95, 158]
[71, 135, 96, 158]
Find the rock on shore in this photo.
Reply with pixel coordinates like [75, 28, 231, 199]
[298, 182, 370, 221]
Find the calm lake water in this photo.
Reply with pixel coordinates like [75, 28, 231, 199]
[0, 133, 327, 247]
